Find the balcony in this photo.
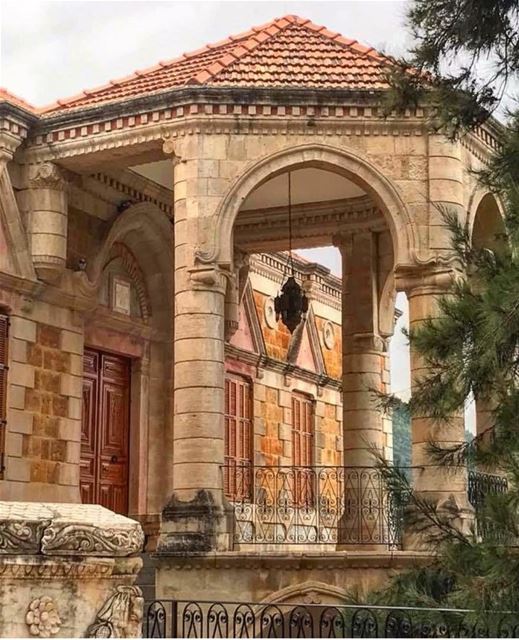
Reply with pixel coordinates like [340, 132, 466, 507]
[223, 465, 509, 550]
[223, 464, 406, 549]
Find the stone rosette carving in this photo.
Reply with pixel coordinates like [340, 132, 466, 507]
[264, 297, 277, 329]
[41, 523, 144, 557]
[86, 586, 143, 638]
[322, 321, 335, 350]
[26, 596, 61, 637]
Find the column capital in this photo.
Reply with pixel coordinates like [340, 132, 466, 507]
[343, 332, 389, 354]
[395, 262, 460, 296]
[28, 162, 67, 190]
[162, 136, 184, 165]
[188, 263, 229, 294]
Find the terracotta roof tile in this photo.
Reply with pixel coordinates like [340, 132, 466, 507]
[41, 15, 396, 114]
[0, 88, 37, 113]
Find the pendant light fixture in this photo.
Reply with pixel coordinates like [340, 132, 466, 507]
[274, 171, 308, 334]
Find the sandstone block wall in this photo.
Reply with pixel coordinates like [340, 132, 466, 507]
[1, 298, 83, 503]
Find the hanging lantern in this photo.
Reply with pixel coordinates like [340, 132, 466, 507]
[274, 275, 308, 333]
[274, 172, 308, 334]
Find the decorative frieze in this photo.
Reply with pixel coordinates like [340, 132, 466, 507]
[0, 502, 144, 557]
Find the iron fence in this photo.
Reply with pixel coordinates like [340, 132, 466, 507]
[223, 465, 406, 548]
[144, 599, 519, 638]
[468, 469, 509, 540]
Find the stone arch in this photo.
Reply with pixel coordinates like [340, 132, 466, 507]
[200, 143, 416, 268]
[88, 201, 172, 330]
[103, 242, 151, 321]
[467, 191, 506, 251]
[259, 581, 349, 606]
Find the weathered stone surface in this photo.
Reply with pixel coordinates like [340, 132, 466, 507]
[0, 503, 143, 557]
[86, 585, 143, 638]
[0, 502, 144, 638]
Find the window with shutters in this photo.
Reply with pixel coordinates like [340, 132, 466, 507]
[224, 374, 253, 501]
[291, 392, 315, 506]
[0, 313, 9, 478]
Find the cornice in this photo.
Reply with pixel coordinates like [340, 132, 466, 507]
[92, 171, 172, 217]
[22, 111, 429, 165]
[224, 343, 341, 389]
[36, 87, 399, 128]
[153, 549, 434, 570]
[236, 196, 385, 251]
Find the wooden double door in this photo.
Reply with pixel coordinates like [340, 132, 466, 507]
[80, 349, 131, 514]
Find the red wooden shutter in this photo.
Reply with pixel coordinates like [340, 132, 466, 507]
[224, 374, 252, 500]
[0, 314, 9, 476]
[291, 392, 314, 505]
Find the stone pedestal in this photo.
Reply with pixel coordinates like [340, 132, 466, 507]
[0, 502, 144, 638]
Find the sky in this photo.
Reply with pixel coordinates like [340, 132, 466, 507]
[0, 0, 419, 406]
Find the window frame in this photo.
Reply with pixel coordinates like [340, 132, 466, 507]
[291, 391, 315, 507]
[224, 372, 254, 501]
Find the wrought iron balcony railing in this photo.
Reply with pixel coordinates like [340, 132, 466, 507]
[468, 469, 509, 540]
[222, 464, 406, 548]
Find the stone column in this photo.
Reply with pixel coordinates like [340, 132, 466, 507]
[398, 265, 471, 547]
[335, 232, 389, 548]
[157, 148, 232, 554]
[27, 163, 68, 283]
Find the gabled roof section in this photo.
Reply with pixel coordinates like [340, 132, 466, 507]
[42, 15, 395, 114]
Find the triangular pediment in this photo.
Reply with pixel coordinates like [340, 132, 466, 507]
[229, 279, 266, 355]
[287, 305, 325, 375]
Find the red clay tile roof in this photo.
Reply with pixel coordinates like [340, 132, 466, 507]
[42, 15, 395, 114]
[0, 88, 37, 114]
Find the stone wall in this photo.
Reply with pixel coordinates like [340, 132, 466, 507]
[1, 294, 83, 503]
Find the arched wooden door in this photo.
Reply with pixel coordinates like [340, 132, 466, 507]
[80, 348, 131, 514]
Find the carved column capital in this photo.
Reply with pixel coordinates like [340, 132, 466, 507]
[188, 263, 229, 294]
[162, 136, 183, 165]
[395, 262, 460, 297]
[28, 162, 67, 190]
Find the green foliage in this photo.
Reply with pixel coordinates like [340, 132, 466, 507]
[393, 404, 412, 468]
[374, 0, 519, 614]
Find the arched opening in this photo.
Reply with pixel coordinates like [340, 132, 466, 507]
[80, 203, 173, 528]
[223, 153, 404, 550]
[471, 193, 505, 252]
[209, 144, 415, 268]
[470, 194, 505, 440]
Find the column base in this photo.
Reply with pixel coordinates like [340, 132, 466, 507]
[402, 492, 474, 551]
[156, 489, 234, 554]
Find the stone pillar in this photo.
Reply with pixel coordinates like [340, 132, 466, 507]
[157, 149, 232, 554]
[336, 232, 389, 548]
[398, 265, 471, 547]
[27, 163, 68, 284]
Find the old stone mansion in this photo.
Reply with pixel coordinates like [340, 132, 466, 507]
[0, 14, 505, 637]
